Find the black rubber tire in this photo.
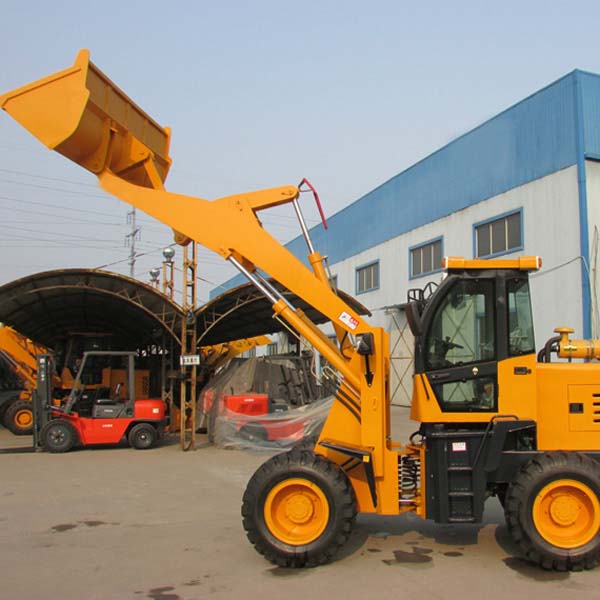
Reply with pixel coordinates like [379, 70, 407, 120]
[505, 452, 600, 570]
[0, 392, 20, 426]
[496, 484, 508, 509]
[128, 423, 157, 450]
[41, 419, 78, 453]
[4, 399, 34, 435]
[242, 449, 357, 567]
[291, 434, 319, 451]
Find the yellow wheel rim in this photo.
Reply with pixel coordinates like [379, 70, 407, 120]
[14, 409, 32, 428]
[264, 478, 330, 546]
[533, 479, 600, 549]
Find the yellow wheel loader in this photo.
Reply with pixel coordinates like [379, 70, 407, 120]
[0, 325, 60, 435]
[3, 50, 600, 570]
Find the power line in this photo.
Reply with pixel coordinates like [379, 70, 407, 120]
[0, 194, 122, 219]
[0, 176, 108, 200]
[0, 167, 98, 188]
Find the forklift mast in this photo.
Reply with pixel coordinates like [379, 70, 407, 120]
[33, 355, 54, 448]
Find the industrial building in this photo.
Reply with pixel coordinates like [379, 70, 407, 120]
[216, 69, 600, 404]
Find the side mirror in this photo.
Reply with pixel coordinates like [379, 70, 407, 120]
[405, 302, 422, 336]
[357, 333, 374, 356]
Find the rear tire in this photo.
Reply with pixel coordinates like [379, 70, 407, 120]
[0, 392, 20, 426]
[41, 420, 78, 453]
[242, 450, 357, 567]
[4, 399, 33, 435]
[128, 423, 157, 450]
[505, 452, 600, 570]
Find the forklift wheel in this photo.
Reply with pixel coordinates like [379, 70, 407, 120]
[4, 399, 34, 435]
[242, 449, 357, 567]
[128, 423, 157, 450]
[505, 452, 600, 570]
[41, 420, 78, 453]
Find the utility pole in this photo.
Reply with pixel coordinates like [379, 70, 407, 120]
[125, 208, 141, 278]
[180, 241, 197, 451]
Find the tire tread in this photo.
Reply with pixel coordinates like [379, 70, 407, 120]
[242, 449, 357, 567]
[505, 451, 600, 571]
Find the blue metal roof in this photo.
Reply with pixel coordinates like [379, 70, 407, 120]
[581, 70, 600, 160]
[213, 70, 599, 299]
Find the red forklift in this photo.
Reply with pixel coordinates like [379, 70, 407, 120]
[35, 351, 166, 452]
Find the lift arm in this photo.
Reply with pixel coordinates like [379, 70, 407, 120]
[0, 50, 373, 387]
[0, 50, 392, 486]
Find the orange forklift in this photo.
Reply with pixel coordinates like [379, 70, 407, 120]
[35, 352, 165, 452]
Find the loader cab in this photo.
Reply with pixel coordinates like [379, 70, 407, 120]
[410, 259, 537, 417]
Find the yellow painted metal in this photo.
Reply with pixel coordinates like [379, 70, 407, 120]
[308, 251, 354, 355]
[533, 479, 600, 549]
[536, 362, 600, 450]
[0, 325, 61, 392]
[411, 355, 539, 425]
[555, 327, 600, 360]
[200, 336, 271, 370]
[263, 478, 330, 545]
[442, 256, 542, 271]
[0, 49, 171, 187]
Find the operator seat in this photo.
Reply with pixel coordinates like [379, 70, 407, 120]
[91, 383, 126, 418]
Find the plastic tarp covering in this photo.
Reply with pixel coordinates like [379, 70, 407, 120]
[199, 357, 332, 450]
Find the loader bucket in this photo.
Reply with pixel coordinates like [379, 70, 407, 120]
[0, 49, 171, 188]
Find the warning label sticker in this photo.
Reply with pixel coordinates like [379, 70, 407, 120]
[452, 442, 467, 452]
[338, 311, 359, 330]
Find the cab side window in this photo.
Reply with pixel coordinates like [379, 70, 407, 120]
[507, 279, 535, 356]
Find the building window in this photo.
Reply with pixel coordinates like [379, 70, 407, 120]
[356, 261, 379, 294]
[266, 343, 278, 356]
[475, 210, 522, 258]
[410, 238, 443, 278]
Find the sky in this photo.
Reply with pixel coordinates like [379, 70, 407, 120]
[1, 0, 600, 304]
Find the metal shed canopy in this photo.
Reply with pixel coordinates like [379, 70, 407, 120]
[0, 270, 370, 352]
[0, 269, 183, 350]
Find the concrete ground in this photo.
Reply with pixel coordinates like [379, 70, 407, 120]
[1, 407, 599, 600]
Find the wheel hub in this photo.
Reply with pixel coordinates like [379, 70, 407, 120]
[15, 409, 32, 427]
[50, 429, 65, 443]
[264, 477, 330, 546]
[533, 479, 600, 549]
[548, 495, 580, 527]
[284, 493, 315, 524]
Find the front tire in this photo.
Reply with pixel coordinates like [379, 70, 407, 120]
[41, 419, 78, 453]
[242, 450, 357, 567]
[505, 452, 600, 570]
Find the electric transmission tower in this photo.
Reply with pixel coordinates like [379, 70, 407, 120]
[125, 208, 141, 278]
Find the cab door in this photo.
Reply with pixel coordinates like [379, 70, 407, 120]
[422, 277, 498, 413]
